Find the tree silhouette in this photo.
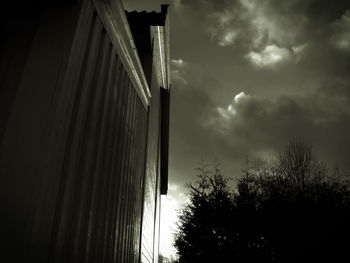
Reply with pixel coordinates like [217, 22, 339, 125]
[174, 160, 236, 263]
[174, 140, 350, 263]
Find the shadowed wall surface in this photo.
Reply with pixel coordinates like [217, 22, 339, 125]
[0, 1, 170, 262]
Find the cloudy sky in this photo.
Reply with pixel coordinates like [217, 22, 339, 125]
[124, 0, 350, 258]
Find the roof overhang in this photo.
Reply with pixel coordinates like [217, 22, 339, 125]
[92, 0, 151, 109]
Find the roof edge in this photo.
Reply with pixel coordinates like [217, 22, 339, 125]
[92, 0, 151, 108]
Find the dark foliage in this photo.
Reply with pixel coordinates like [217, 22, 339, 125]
[174, 140, 350, 263]
[174, 160, 236, 263]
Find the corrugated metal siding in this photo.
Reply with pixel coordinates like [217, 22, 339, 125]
[49, 8, 148, 262]
[140, 29, 164, 263]
[153, 174, 161, 263]
[0, 1, 155, 262]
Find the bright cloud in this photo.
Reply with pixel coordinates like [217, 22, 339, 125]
[248, 8, 304, 49]
[246, 45, 291, 67]
[207, 82, 350, 169]
[204, 0, 307, 50]
[171, 58, 186, 67]
[331, 10, 350, 52]
[218, 30, 238, 46]
[171, 59, 188, 85]
[217, 92, 250, 120]
[234, 91, 249, 103]
[209, 9, 240, 47]
[292, 44, 307, 55]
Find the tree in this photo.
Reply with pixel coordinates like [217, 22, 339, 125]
[174, 140, 350, 263]
[237, 140, 350, 262]
[174, 160, 236, 263]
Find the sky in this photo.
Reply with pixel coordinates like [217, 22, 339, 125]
[124, 0, 350, 258]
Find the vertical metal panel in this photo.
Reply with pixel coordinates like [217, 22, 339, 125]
[49, 8, 101, 263]
[125, 87, 137, 262]
[49, 5, 150, 262]
[86, 41, 115, 263]
[84, 31, 112, 262]
[99, 49, 119, 263]
[71, 24, 106, 263]
[113, 71, 130, 262]
[117, 79, 132, 262]
[0, 1, 165, 262]
[105, 58, 125, 262]
[0, 2, 88, 262]
[140, 28, 165, 262]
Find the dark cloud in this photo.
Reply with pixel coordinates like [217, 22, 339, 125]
[169, 60, 227, 184]
[305, 0, 350, 22]
[330, 10, 350, 52]
[125, 0, 350, 258]
[180, 0, 350, 53]
[126, 0, 350, 182]
[181, 0, 240, 12]
[207, 79, 350, 173]
[170, 54, 350, 184]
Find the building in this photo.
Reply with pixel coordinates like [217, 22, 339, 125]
[0, 1, 170, 262]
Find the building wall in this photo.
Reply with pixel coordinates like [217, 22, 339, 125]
[141, 48, 161, 263]
[0, 1, 167, 262]
[139, 22, 170, 263]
